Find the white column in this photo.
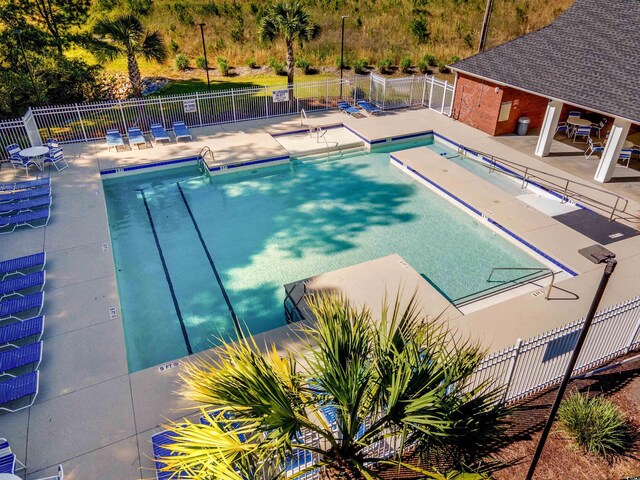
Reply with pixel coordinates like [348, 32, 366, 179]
[594, 118, 631, 183]
[534, 99, 563, 157]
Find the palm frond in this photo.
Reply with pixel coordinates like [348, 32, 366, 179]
[141, 30, 167, 62]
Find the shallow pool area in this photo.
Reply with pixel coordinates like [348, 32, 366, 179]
[104, 139, 548, 372]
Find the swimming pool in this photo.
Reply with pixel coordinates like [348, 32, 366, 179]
[104, 139, 547, 372]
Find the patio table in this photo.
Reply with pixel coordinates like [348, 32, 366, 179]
[19, 146, 49, 169]
[566, 117, 592, 127]
[0, 474, 23, 480]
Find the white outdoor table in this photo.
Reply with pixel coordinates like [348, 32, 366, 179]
[19, 146, 49, 169]
[566, 117, 592, 127]
[624, 140, 634, 149]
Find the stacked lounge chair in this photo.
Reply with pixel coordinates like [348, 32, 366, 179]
[0, 252, 48, 413]
[0, 179, 52, 234]
[106, 129, 125, 151]
[357, 100, 382, 115]
[173, 121, 192, 142]
[128, 127, 148, 149]
[337, 100, 361, 116]
[150, 124, 171, 145]
[0, 437, 26, 474]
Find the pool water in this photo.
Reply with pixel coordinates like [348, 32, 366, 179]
[104, 140, 546, 372]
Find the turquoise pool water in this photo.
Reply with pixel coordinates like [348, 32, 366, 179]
[104, 139, 546, 372]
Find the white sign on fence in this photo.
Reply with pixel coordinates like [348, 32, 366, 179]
[183, 99, 197, 113]
[272, 89, 289, 103]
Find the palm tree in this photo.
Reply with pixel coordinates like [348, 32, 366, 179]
[90, 14, 166, 96]
[258, 1, 320, 87]
[159, 293, 508, 479]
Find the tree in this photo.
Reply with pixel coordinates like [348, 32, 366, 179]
[258, 1, 319, 87]
[90, 14, 166, 96]
[158, 293, 508, 478]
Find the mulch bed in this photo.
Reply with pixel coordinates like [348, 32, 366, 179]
[492, 353, 640, 480]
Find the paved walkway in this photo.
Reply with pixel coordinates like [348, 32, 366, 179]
[0, 108, 639, 479]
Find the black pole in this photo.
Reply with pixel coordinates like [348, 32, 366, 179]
[339, 15, 348, 98]
[526, 255, 617, 480]
[478, 0, 494, 53]
[15, 30, 39, 104]
[199, 23, 211, 92]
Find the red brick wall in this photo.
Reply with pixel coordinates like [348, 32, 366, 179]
[453, 73, 549, 136]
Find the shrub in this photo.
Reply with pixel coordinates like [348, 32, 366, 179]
[450, 55, 461, 64]
[400, 56, 412, 73]
[268, 57, 286, 75]
[295, 57, 313, 74]
[438, 62, 449, 74]
[423, 53, 437, 67]
[417, 60, 429, 74]
[196, 56, 207, 69]
[352, 58, 368, 74]
[199, 1, 219, 15]
[174, 54, 189, 70]
[245, 57, 257, 68]
[173, 1, 194, 25]
[377, 57, 392, 74]
[409, 17, 429, 43]
[230, 17, 244, 42]
[216, 57, 230, 76]
[335, 56, 349, 69]
[128, 0, 153, 15]
[169, 39, 179, 53]
[558, 393, 630, 457]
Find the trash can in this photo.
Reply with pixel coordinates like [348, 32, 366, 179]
[516, 117, 530, 136]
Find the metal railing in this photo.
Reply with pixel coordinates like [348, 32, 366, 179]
[469, 294, 640, 404]
[0, 74, 455, 159]
[456, 145, 639, 223]
[487, 267, 556, 300]
[197, 146, 214, 174]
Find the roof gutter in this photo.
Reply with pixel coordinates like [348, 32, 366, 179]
[448, 67, 639, 125]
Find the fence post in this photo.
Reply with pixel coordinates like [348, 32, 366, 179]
[381, 77, 386, 111]
[326, 79, 329, 109]
[421, 75, 428, 106]
[195, 92, 203, 127]
[441, 81, 448, 114]
[501, 338, 523, 404]
[231, 89, 237, 122]
[428, 77, 435, 110]
[369, 73, 373, 102]
[265, 87, 269, 118]
[118, 100, 128, 134]
[409, 75, 414, 106]
[158, 97, 167, 128]
[296, 83, 299, 113]
[625, 309, 640, 353]
[75, 104, 87, 141]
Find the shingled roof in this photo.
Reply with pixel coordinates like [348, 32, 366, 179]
[450, 0, 640, 124]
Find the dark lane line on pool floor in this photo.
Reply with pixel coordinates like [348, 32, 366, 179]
[139, 188, 194, 355]
[176, 183, 243, 338]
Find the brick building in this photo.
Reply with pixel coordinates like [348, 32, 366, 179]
[448, 0, 640, 183]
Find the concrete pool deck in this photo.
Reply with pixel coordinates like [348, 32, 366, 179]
[1, 107, 640, 478]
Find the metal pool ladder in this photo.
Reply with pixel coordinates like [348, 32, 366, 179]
[198, 146, 215, 175]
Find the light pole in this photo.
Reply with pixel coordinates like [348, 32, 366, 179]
[339, 15, 348, 98]
[478, 0, 494, 52]
[198, 23, 211, 92]
[526, 244, 617, 480]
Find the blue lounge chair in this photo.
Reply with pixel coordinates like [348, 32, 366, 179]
[0, 253, 46, 280]
[128, 127, 148, 149]
[0, 186, 51, 204]
[356, 100, 382, 115]
[572, 126, 592, 143]
[0, 272, 46, 299]
[9, 155, 43, 177]
[0, 196, 51, 215]
[0, 209, 51, 234]
[0, 370, 39, 412]
[584, 137, 604, 160]
[0, 342, 42, 374]
[106, 129, 125, 151]
[152, 430, 187, 480]
[0, 437, 26, 474]
[32, 464, 64, 480]
[0, 178, 50, 192]
[0, 316, 45, 346]
[43, 149, 68, 171]
[0, 292, 44, 321]
[173, 122, 192, 142]
[337, 101, 360, 116]
[150, 124, 171, 145]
